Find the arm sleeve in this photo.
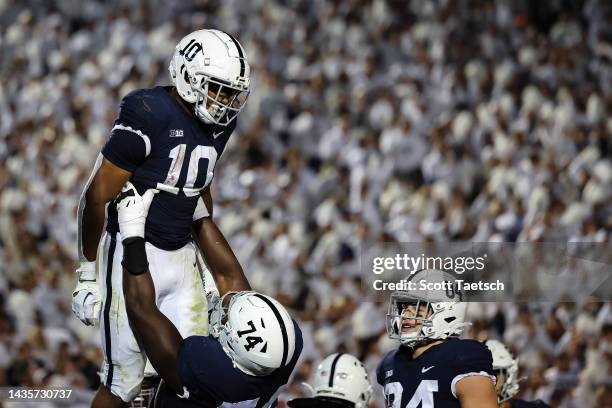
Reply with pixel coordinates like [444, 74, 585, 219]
[192, 196, 210, 221]
[102, 93, 153, 172]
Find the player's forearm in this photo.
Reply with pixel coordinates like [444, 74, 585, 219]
[79, 156, 133, 262]
[78, 154, 106, 263]
[193, 217, 250, 294]
[122, 238, 184, 392]
[81, 195, 107, 262]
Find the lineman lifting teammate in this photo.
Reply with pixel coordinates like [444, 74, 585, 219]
[72, 29, 252, 406]
[288, 353, 373, 408]
[485, 340, 551, 408]
[377, 269, 499, 408]
[115, 183, 303, 407]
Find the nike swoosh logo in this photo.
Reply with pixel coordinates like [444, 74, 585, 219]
[421, 366, 435, 373]
[212, 131, 224, 138]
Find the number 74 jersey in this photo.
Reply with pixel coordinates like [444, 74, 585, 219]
[376, 339, 496, 408]
[102, 86, 236, 250]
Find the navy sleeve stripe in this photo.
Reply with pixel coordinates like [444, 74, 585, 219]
[112, 123, 151, 157]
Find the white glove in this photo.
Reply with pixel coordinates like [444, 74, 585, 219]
[116, 182, 158, 240]
[71, 261, 101, 326]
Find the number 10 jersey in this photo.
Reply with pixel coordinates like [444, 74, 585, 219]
[102, 86, 236, 250]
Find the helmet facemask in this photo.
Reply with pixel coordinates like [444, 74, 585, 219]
[493, 364, 520, 403]
[193, 76, 249, 126]
[209, 291, 235, 338]
[486, 339, 521, 403]
[386, 294, 436, 348]
[386, 270, 469, 348]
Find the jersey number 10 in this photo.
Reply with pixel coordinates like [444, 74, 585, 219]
[157, 144, 218, 197]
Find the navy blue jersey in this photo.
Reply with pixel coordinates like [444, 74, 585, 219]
[511, 400, 550, 408]
[177, 320, 303, 407]
[101, 86, 236, 250]
[377, 338, 495, 408]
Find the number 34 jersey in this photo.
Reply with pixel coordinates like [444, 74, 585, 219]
[101, 86, 236, 250]
[377, 338, 496, 408]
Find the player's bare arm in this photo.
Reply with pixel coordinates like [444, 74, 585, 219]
[123, 259, 184, 393]
[113, 184, 185, 393]
[72, 157, 132, 327]
[455, 375, 499, 408]
[81, 157, 132, 261]
[193, 186, 250, 294]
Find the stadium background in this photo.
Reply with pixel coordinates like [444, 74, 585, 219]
[0, 0, 611, 406]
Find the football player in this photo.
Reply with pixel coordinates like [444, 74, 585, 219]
[485, 339, 550, 408]
[72, 29, 252, 407]
[377, 269, 499, 408]
[288, 353, 373, 408]
[115, 183, 303, 407]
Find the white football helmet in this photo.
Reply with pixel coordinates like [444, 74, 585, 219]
[210, 291, 296, 376]
[169, 29, 250, 126]
[386, 269, 469, 348]
[312, 353, 373, 408]
[485, 339, 520, 403]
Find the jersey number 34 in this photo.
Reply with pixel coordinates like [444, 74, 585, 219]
[385, 380, 439, 408]
[158, 144, 217, 197]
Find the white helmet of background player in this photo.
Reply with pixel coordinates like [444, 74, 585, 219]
[169, 29, 250, 126]
[210, 291, 296, 376]
[288, 353, 373, 408]
[386, 269, 468, 348]
[312, 353, 373, 408]
[485, 339, 520, 403]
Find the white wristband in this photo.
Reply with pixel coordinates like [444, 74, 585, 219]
[78, 261, 97, 281]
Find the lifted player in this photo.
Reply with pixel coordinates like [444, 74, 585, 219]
[288, 353, 373, 408]
[115, 183, 302, 407]
[486, 340, 550, 408]
[72, 29, 252, 406]
[377, 269, 498, 408]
